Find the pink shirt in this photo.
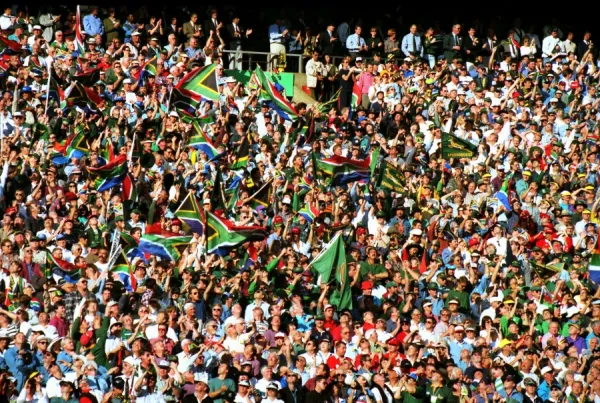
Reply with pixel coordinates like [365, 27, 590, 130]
[49, 316, 69, 337]
[358, 72, 374, 95]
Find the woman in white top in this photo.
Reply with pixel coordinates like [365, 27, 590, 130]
[520, 36, 537, 57]
[17, 372, 48, 403]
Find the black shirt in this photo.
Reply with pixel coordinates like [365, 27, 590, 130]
[305, 390, 326, 403]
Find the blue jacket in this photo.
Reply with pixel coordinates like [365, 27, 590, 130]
[83, 14, 104, 36]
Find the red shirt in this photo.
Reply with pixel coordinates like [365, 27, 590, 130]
[324, 318, 337, 331]
[49, 315, 69, 337]
[326, 354, 344, 371]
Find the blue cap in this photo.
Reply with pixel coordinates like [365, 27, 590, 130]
[408, 373, 418, 380]
[21, 86, 32, 93]
[113, 96, 125, 103]
[37, 234, 47, 241]
[56, 233, 65, 240]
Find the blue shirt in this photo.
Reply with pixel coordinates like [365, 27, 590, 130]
[83, 14, 104, 36]
[497, 389, 523, 402]
[401, 33, 423, 57]
[57, 351, 74, 374]
[346, 33, 365, 52]
[537, 380, 550, 401]
[448, 340, 473, 364]
[185, 46, 204, 60]
[269, 24, 288, 44]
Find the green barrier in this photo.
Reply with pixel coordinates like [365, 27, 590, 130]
[224, 70, 295, 97]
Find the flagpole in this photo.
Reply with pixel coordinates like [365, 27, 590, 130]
[44, 59, 53, 115]
[128, 131, 136, 163]
[247, 177, 273, 201]
[166, 86, 173, 111]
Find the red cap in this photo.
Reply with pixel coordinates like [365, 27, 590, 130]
[356, 227, 367, 236]
[171, 219, 182, 226]
[559, 81, 566, 86]
[65, 192, 78, 201]
[291, 227, 300, 234]
[387, 338, 399, 346]
[80, 330, 94, 346]
[361, 281, 373, 290]
[273, 216, 284, 225]
[468, 238, 479, 247]
[571, 81, 580, 89]
[4, 207, 16, 216]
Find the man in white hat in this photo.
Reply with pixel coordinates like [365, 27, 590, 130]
[118, 356, 139, 398]
[263, 382, 284, 403]
[182, 372, 211, 403]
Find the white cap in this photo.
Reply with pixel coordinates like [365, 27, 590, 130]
[550, 97, 558, 103]
[324, 304, 334, 310]
[123, 78, 132, 84]
[282, 195, 291, 204]
[132, 31, 141, 36]
[457, 89, 466, 95]
[33, 25, 42, 30]
[490, 296, 503, 303]
[357, 373, 371, 384]
[274, 332, 286, 338]
[123, 356, 138, 366]
[168, 111, 179, 117]
[423, 301, 433, 307]
[410, 228, 422, 236]
[225, 76, 236, 83]
[194, 372, 209, 384]
[203, 199, 211, 204]
[566, 306, 580, 318]
[239, 380, 250, 387]
[266, 382, 279, 390]
[541, 366, 554, 375]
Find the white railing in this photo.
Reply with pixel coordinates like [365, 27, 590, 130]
[220, 49, 348, 74]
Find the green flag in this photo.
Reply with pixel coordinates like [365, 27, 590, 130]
[310, 232, 346, 284]
[376, 160, 405, 192]
[329, 237, 352, 310]
[441, 132, 477, 159]
[369, 147, 380, 176]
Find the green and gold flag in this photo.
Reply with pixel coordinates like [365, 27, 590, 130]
[376, 160, 405, 192]
[441, 132, 477, 159]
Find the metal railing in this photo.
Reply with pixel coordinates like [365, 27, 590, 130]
[220, 49, 347, 74]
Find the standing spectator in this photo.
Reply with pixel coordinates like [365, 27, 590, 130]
[268, 18, 289, 71]
[305, 51, 323, 99]
[400, 25, 422, 60]
[226, 15, 252, 70]
[182, 13, 201, 45]
[443, 24, 463, 63]
[346, 25, 367, 60]
[37, 6, 61, 43]
[103, 8, 121, 43]
[82, 6, 104, 37]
